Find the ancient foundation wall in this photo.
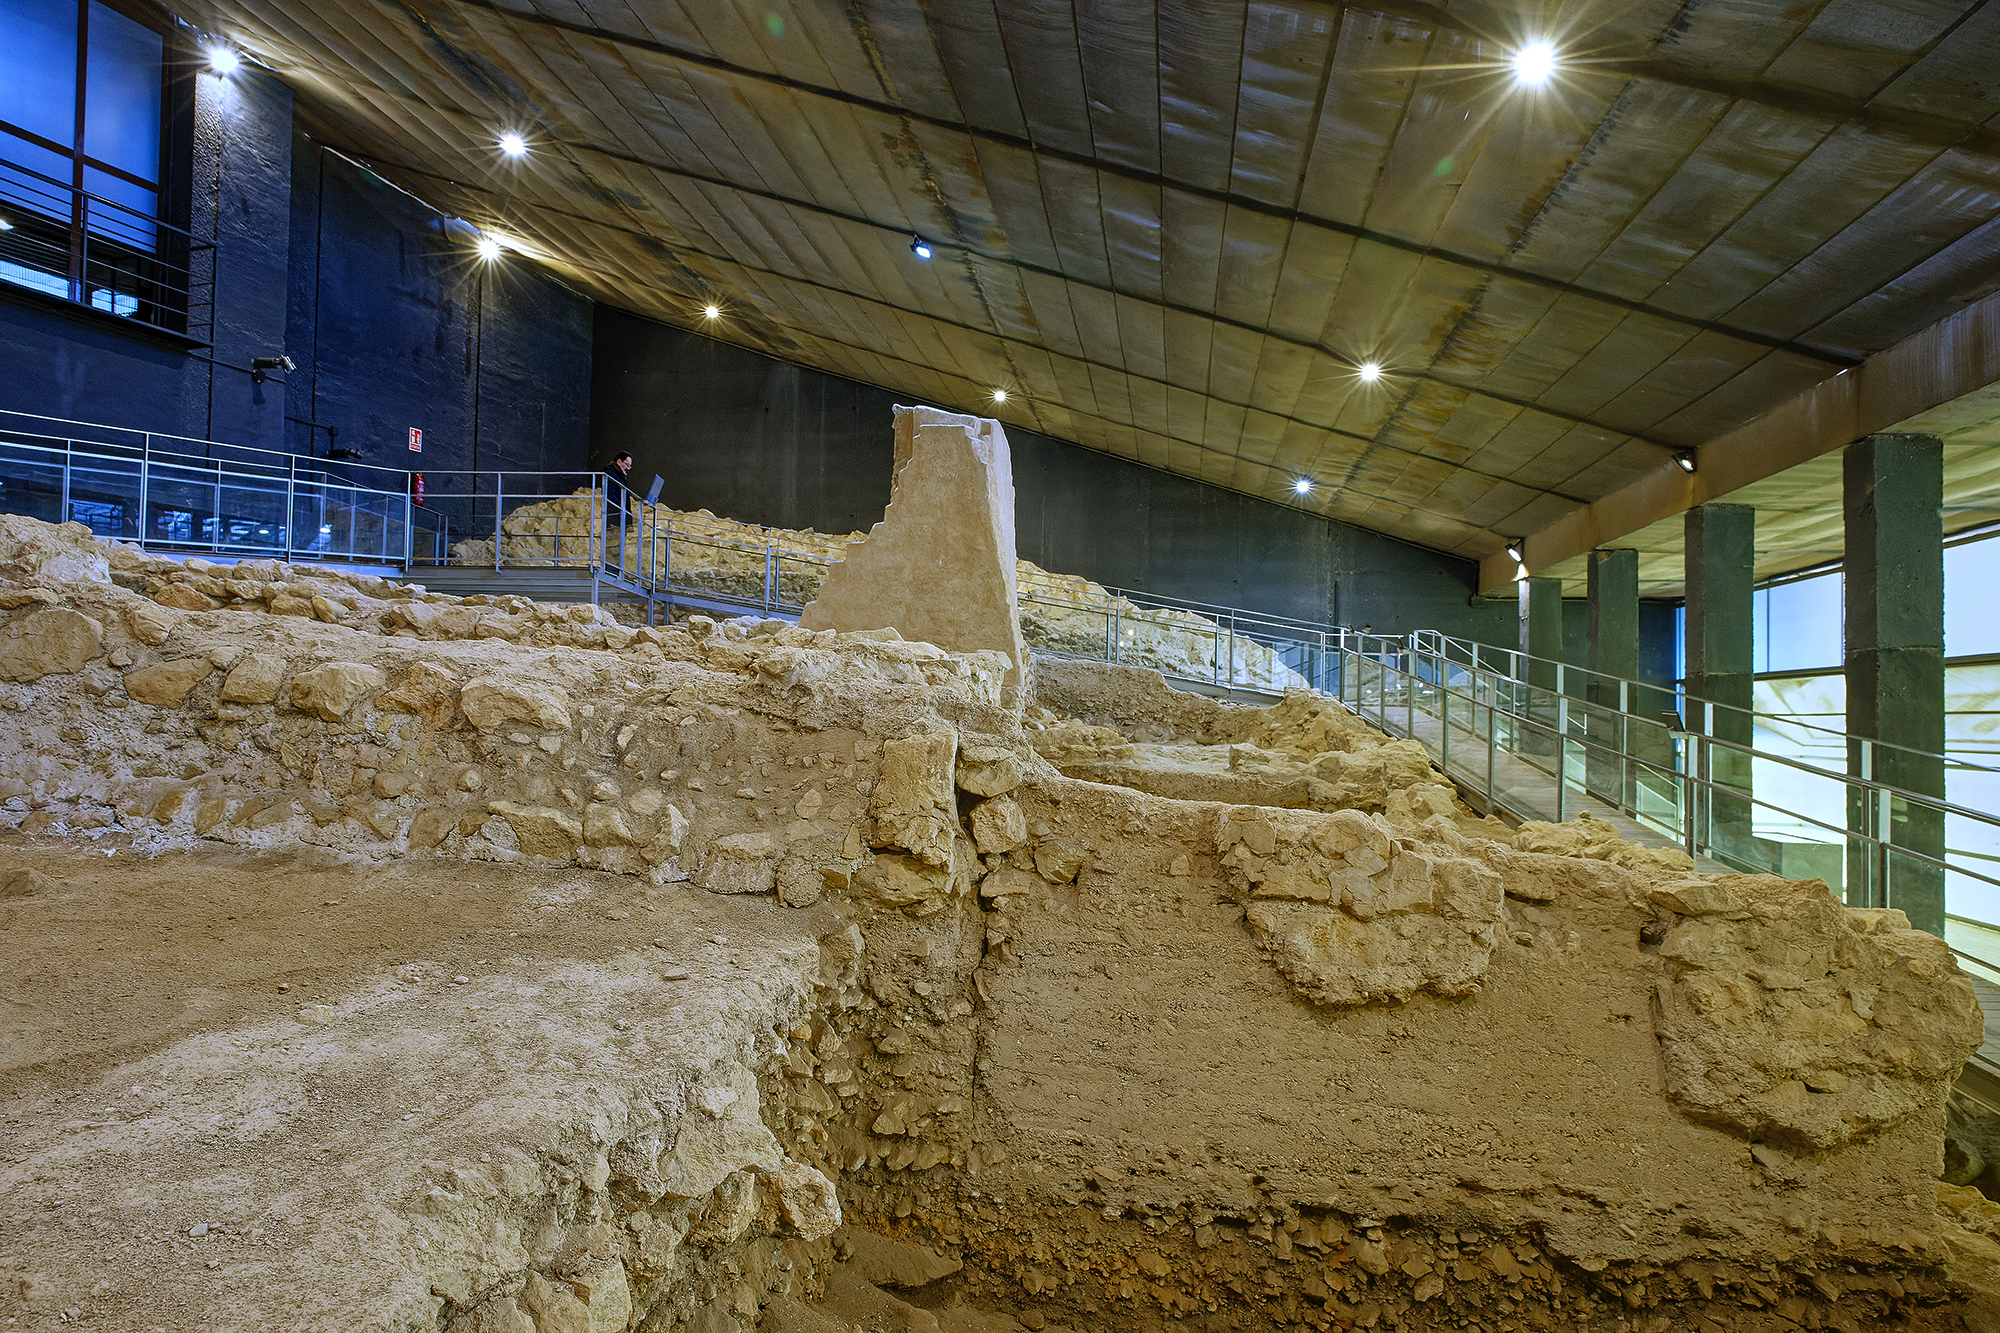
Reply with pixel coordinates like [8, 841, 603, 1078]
[1, 516, 1998, 1332]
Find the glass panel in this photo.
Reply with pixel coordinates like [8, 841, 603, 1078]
[82, 3, 160, 185]
[1947, 533, 2000, 658]
[0, 0, 80, 148]
[1759, 572, 1843, 674]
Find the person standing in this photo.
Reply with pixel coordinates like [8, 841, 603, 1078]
[601, 452, 634, 563]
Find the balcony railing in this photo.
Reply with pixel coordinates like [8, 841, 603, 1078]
[0, 157, 214, 342]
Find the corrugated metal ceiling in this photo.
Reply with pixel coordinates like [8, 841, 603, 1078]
[174, 0, 2000, 559]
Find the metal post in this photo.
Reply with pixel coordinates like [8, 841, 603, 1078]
[285, 455, 297, 560]
[1486, 691, 1497, 815]
[493, 473, 504, 570]
[1555, 663, 1569, 822]
[1617, 678, 1630, 814]
[1438, 649, 1450, 777]
[1110, 602, 1121, 664]
[135, 434, 150, 546]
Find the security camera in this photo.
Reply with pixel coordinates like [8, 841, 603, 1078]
[250, 354, 296, 382]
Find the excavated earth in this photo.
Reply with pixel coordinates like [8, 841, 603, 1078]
[3, 514, 2000, 1333]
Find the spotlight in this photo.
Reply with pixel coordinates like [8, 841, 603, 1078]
[204, 43, 241, 75]
[1510, 39, 1558, 87]
[0, 217, 13, 232]
[1673, 450, 1698, 474]
[1293, 478, 1313, 496]
[702, 303, 720, 320]
[991, 388, 1008, 404]
[1357, 361, 1382, 382]
[475, 236, 502, 261]
[498, 131, 528, 158]
[911, 237, 933, 260]
[1504, 539, 1524, 563]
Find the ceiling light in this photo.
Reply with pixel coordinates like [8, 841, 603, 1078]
[911, 237, 933, 260]
[1504, 539, 1524, 563]
[499, 131, 528, 158]
[1293, 478, 1313, 495]
[1673, 451, 1698, 474]
[1510, 39, 1558, 88]
[0, 217, 13, 232]
[475, 236, 502, 261]
[204, 43, 241, 75]
[991, 388, 1008, 403]
[1357, 361, 1382, 382]
[702, 303, 720, 320]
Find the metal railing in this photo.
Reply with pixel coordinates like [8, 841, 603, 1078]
[1330, 630, 2000, 980]
[0, 411, 443, 564]
[0, 157, 215, 343]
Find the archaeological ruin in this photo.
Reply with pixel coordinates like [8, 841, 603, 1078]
[3, 405, 1999, 1333]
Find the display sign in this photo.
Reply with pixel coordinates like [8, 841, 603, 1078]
[408, 427, 423, 453]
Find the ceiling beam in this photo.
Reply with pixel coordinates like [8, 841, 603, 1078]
[1475, 284, 2000, 595]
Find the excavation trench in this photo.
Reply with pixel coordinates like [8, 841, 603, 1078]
[0, 513, 1997, 1331]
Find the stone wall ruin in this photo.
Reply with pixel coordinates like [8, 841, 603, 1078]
[0, 512, 1997, 1332]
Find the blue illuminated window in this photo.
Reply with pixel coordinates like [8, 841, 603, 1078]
[0, 0, 200, 335]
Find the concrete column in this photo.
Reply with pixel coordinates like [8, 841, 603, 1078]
[1845, 434, 1946, 934]
[1518, 577, 1562, 759]
[1586, 549, 1638, 808]
[1685, 504, 1756, 857]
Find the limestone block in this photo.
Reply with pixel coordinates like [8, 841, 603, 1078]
[460, 676, 571, 731]
[0, 607, 103, 680]
[1031, 839, 1086, 884]
[445, 1295, 536, 1333]
[127, 599, 185, 642]
[488, 802, 583, 859]
[521, 1271, 592, 1333]
[124, 658, 214, 707]
[408, 807, 457, 848]
[856, 852, 953, 911]
[0, 588, 55, 610]
[0, 514, 109, 585]
[269, 595, 316, 618]
[1247, 900, 1499, 1007]
[643, 805, 690, 866]
[869, 732, 958, 868]
[968, 796, 1027, 854]
[696, 833, 779, 894]
[800, 406, 1028, 690]
[1653, 874, 1984, 1150]
[288, 662, 386, 721]
[378, 661, 460, 726]
[219, 653, 287, 704]
[957, 745, 1025, 797]
[583, 803, 636, 847]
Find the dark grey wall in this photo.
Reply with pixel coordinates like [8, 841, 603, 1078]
[283, 144, 592, 477]
[592, 310, 1517, 643]
[0, 64, 590, 487]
